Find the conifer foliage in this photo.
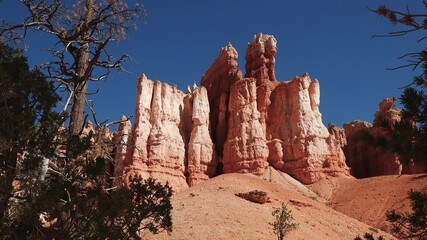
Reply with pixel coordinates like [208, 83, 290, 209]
[0, 41, 173, 239]
[354, 190, 427, 240]
[0, 1, 173, 238]
[386, 190, 427, 239]
[369, 2, 427, 165]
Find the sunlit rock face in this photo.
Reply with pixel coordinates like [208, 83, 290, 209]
[222, 78, 269, 175]
[116, 33, 352, 190]
[187, 87, 217, 186]
[374, 97, 401, 126]
[122, 75, 189, 191]
[118, 75, 217, 191]
[245, 33, 277, 83]
[266, 74, 349, 184]
[343, 98, 425, 178]
[245, 34, 279, 134]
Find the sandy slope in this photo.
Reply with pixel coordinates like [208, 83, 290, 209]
[327, 174, 427, 233]
[144, 169, 395, 240]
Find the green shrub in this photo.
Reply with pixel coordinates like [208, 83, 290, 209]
[270, 203, 298, 240]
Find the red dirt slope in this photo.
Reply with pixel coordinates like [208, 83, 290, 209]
[144, 171, 395, 240]
[328, 174, 427, 233]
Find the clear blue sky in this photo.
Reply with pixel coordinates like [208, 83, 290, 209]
[0, 0, 424, 128]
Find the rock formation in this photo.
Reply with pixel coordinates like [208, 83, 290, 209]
[245, 34, 279, 133]
[374, 97, 401, 126]
[343, 120, 381, 178]
[113, 116, 131, 186]
[222, 78, 269, 174]
[117, 33, 351, 190]
[201, 43, 242, 157]
[266, 74, 349, 184]
[344, 122, 403, 178]
[235, 190, 271, 204]
[343, 98, 425, 178]
[119, 75, 217, 191]
[187, 87, 217, 186]
[123, 75, 189, 190]
[328, 123, 347, 148]
[245, 33, 277, 82]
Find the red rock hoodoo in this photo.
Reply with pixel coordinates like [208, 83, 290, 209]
[115, 33, 351, 190]
[119, 75, 217, 191]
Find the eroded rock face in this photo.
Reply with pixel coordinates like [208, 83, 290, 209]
[342, 98, 413, 178]
[342, 98, 426, 178]
[124, 75, 189, 191]
[187, 87, 217, 186]
[222, 78, 269, 174]
[374, 97, 401, 127]
[122, 75, 217, 191]
[266, 74, 349, 184]
[201, 43, 242, 157]
[235, 190, 271, 204]
[343, 120, 375, 178]
[113, 116, 131, 186]
[119, 33, 351, 189]
[328, 123, 347, 148]
[343, 120, 402, 178]
[245, 34, 279, 133]
[245, 33, 277, 82]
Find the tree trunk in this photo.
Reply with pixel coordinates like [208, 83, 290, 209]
[69, 0, 94, 135]
[69, 77, 88, 135]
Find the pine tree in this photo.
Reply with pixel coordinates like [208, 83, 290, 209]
[0, 40, 62, 222]
[0, 41, 173, 239]
[386, 190, 427, 239]
[354, 190, 427, 240]
[368, 2, 427, 166]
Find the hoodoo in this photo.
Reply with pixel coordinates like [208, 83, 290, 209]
[116, 33, 351, 190]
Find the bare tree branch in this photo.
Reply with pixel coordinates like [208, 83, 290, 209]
[0, 0, 145, 135]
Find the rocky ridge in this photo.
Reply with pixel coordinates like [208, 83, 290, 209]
[115, 33, 351, 191]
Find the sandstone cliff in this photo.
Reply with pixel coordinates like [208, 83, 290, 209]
[343, 120, 396, 178]
[116, 33, 351, 190]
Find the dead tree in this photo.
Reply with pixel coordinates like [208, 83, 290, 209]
[0, 0, 145, 135]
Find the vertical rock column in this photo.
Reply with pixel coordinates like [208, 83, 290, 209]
[146, 81, 187, 189]
[222, 78, 269, 174]
[245, 34, 279, 135]
[201, 43, 242, 158]
[113, 116, 131, 186]
[267, 74, 350, 184]
[245, 33, 277, 82]
[187, 87, 218, 186]
[124, 74, 189, 191]
[126, 74, 153, 168]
